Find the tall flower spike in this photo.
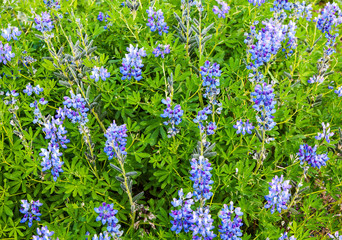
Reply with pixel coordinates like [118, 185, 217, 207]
[90, 66, 110, 82]
[189, 156, 214, 201]
[104, 121, 128, 159]
[160, 98, 183, 138]
[94, 202, 123, 236]
[34, 12, 54, 32]
[0, 42, 15, 64]
[264, 175, 292, 214]
[120, 44, 146, 81]
[20, 200, 43, 228]
[146, 7, 169, 35]
[233, 120, 254, 135]
[218, 201, 244, 240]
[170, 189, 194, 234]
[297, 144, 329, 169]
[315, 122, 334, 143]
[190, 207, 216, 239]
[1, 26, 21, 41]
[32, 226, 57, 240]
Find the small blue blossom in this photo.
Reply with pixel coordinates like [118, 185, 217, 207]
[189, 156, 214, 201]
[23, 83, 33, 96]
[146, 7, 169, 35]
[34, 12, 54, 32]
[297, 144, 329, 169]
[233, 120, 254, 135]
[278, 232, 296, 240]
[90, 66, 111, 82]
[92, 231, 117, 240]
[63, 90, 89, 128]
[43, 0, 61, 9]
[0, 42, 15, 64]
[20, 200, 43, 228]
[32, 226, 57, 240]
[190, 207, 216, 239]
[308, 75, 324, 84]
[292, 1, 312, 21]
[3, 90, 19, 105]
[264, 175, 292, 214]
[161, 97, 183, 138]
[152, 44, 170, 58]
[98, 12, 109, 22]
[218, 201, 244, 240]
[104, 121, 128, 159]
[170, 189, 194, 234]
[335, 86, 342, 97]
[1, 26, 21, 41]
[94, 202, 123, 236]
[248, 0, 265, 7]
[30, 98, 48, 124]
[193, 106, 217, 135]
[271, 0, 293, 14]
[200, 61, 221, 101]
[120, 44, 146, 81]
[315, 122, 334, 143]
[329, 231, 342, 240]
[213, 0, 230, 18]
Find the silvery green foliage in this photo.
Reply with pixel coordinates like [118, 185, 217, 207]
[173, 8, 214, 55]
[123, 0, 140, 11]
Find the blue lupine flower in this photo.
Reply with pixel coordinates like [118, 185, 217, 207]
[90, 66, 111, 82]
[189, 156, 214, 201]
[193, 106, 217, 135]
[170, 189, 194, 234]
[308, 75, 324, 84]
[335, 86, 342, 97]
[206, 122, 217, 136]
[213, 0, 230, 18]
[0, 42, 15, 64]
[161, 97, 183, 138]
[271, 0, 293, 14]
[40, 117, 69, 181]
[329, 231, 342, 239]
[233, 120, 254, 135]
[292, 1, 312, 21]
[297, 144, 329, 169]
[315, 122, 334, 143]
[248, 0, 266, 7]
[152, 44, 170, 58]
[190, 207, 216, 239]
[23, 83, 33, 96]
[20, 200, 43, 228]
[218, 201, 244, 240]
[1, 26, 21, 41]
[200, 61, 221, 101]
[30, 99, 48, 124]
[120, 44, 146, 81]
[34, 85, 44, 95]
[248, 71, 265, 83]
[94, 202, 123, 236]
[104, 121, 128, 159]
[3, 90, 19, 105]
[264, 175, 292, 214]
[92, 231, 117, 240]
[63, 91, 89, 127]
[98, 12, 109, 22]
[278, 232, 296, 240]
[146, 7, 169, 35]
[43, 0, 61, 9]
[251, 82, 277, 131]
[34, 12, 54, 32]
[32, 226, 57, 240]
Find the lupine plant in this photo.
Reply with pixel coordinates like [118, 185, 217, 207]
[1, 0, 342, 239]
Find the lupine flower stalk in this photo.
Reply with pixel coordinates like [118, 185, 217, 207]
[32, 226, 58, 240]
[233, 120, 254, 135]
[104, 121, 127, 160]
[20, 200, 43, 227]
[94, 203, 123, 236]
[34, 12, 54, 32]
[146, 7, 169, 35]
[1, 26, 21, 41]
[0, 42, 15, 64]
[120, 44, 146, 81]
[297, 144, 329, 169]
[160, 97, 183, 138]
[218, 201, 244, 240]
[213, 0, 230, 18]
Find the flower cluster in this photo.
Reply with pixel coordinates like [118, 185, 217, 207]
[30, 98, 48, 124]
[90, 66, 111, 82]
[189, 156, 214, 201]
[297, 144, 329, 169]
[2, 26, 21, 41]
[152, 44, 170, 58]
[329, 231, 342, 240]
[314, 3, 342, 49]
[248, 71, 265, 83]
[233, 120, 254, 135]
[213, 0, 230, 18]
[0, 41, 15, 64]
[34, 12, 54, 32]
[146, 7, 169, 35]
[251, 82, 277, 131]
[160, 98, 183, 138]
[32, 226, 58, 240]
[120, 44, 146, 81]
[43, 0, 61, 9]
[23, 83, 44, 96]
[3, 90, 19, 105]
[270, 0, 293, 14]
[264, 175, 292, 214]
[278, 232, 296, 240]
[20, 200, 43, 228]
[98, 12, 109, 22]
[92, 231, 117, 240]
[104, 121, 128, 159]
[193, 106, 217, 135]
[248, 0, 265, 7]
[94, 202, 122, 236]
[218, 201, 244, 240]
[200, 61, 221, 101]
[40, 117, 69, 181]
[62, 91, 89, 128]
[190, 207, 216, 239]
[315, 122, 334, 143]
[292, 1, 312, 21]
[170, 189, 194, 234]
[335, 86, 342, 97]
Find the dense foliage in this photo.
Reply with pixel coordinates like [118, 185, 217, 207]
[1, 0, 342, 239]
